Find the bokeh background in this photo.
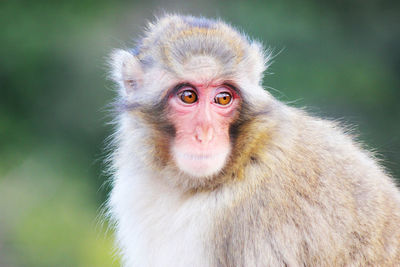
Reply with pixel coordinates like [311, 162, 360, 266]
[1, 0, 399, 266]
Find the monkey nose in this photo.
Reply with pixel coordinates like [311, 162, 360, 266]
[195, 126, 214, 144]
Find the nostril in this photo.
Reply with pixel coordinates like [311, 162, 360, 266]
[206, 127, 214, 143]
[195, 126, 213, 144]
[195, 134, 203, 143]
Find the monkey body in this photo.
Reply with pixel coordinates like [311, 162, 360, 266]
[111, 104, 400, 266]
[108, 15, 400, 266]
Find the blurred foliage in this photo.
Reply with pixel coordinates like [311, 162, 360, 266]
[0, 0, 399, 266]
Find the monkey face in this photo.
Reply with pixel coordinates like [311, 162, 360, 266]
[167, 82, 241, 177]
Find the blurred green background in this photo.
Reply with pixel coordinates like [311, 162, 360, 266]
[1, 0, 399, 266]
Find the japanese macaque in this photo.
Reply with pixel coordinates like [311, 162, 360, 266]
[107, 14, 400, 267]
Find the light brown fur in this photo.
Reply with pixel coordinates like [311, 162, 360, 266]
[108, 14, 400, 267]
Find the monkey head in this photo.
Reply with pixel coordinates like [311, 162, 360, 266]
[110, 15, 273, 188]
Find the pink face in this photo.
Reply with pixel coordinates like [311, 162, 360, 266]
[167, 83, 240, 177]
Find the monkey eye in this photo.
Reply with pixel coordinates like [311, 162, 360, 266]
[179, 90, 198, 104]
[214, 92, 232, 106]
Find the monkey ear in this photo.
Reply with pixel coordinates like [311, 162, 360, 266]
[109, 49, 144, 96]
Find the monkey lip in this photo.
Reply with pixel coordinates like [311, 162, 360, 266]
[179, 152, 218, 161]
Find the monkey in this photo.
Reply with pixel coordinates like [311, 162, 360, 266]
[107, 14, 400, 267]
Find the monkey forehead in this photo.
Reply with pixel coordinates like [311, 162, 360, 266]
[179, 55, 224, 82]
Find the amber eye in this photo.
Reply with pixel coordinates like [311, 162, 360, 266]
[179, 90, 198, 104]
[214, 92, 232, 106]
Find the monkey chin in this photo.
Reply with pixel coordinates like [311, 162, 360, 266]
[172, 148, 230, 178]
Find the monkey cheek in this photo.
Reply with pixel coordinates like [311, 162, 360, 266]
[172, 148, 230, 178]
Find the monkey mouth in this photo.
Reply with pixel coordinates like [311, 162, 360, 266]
[178, 152, 226, 161]
[181, 153, 214, 160]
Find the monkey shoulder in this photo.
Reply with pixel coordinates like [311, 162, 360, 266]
[254, 107, 400, 213]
